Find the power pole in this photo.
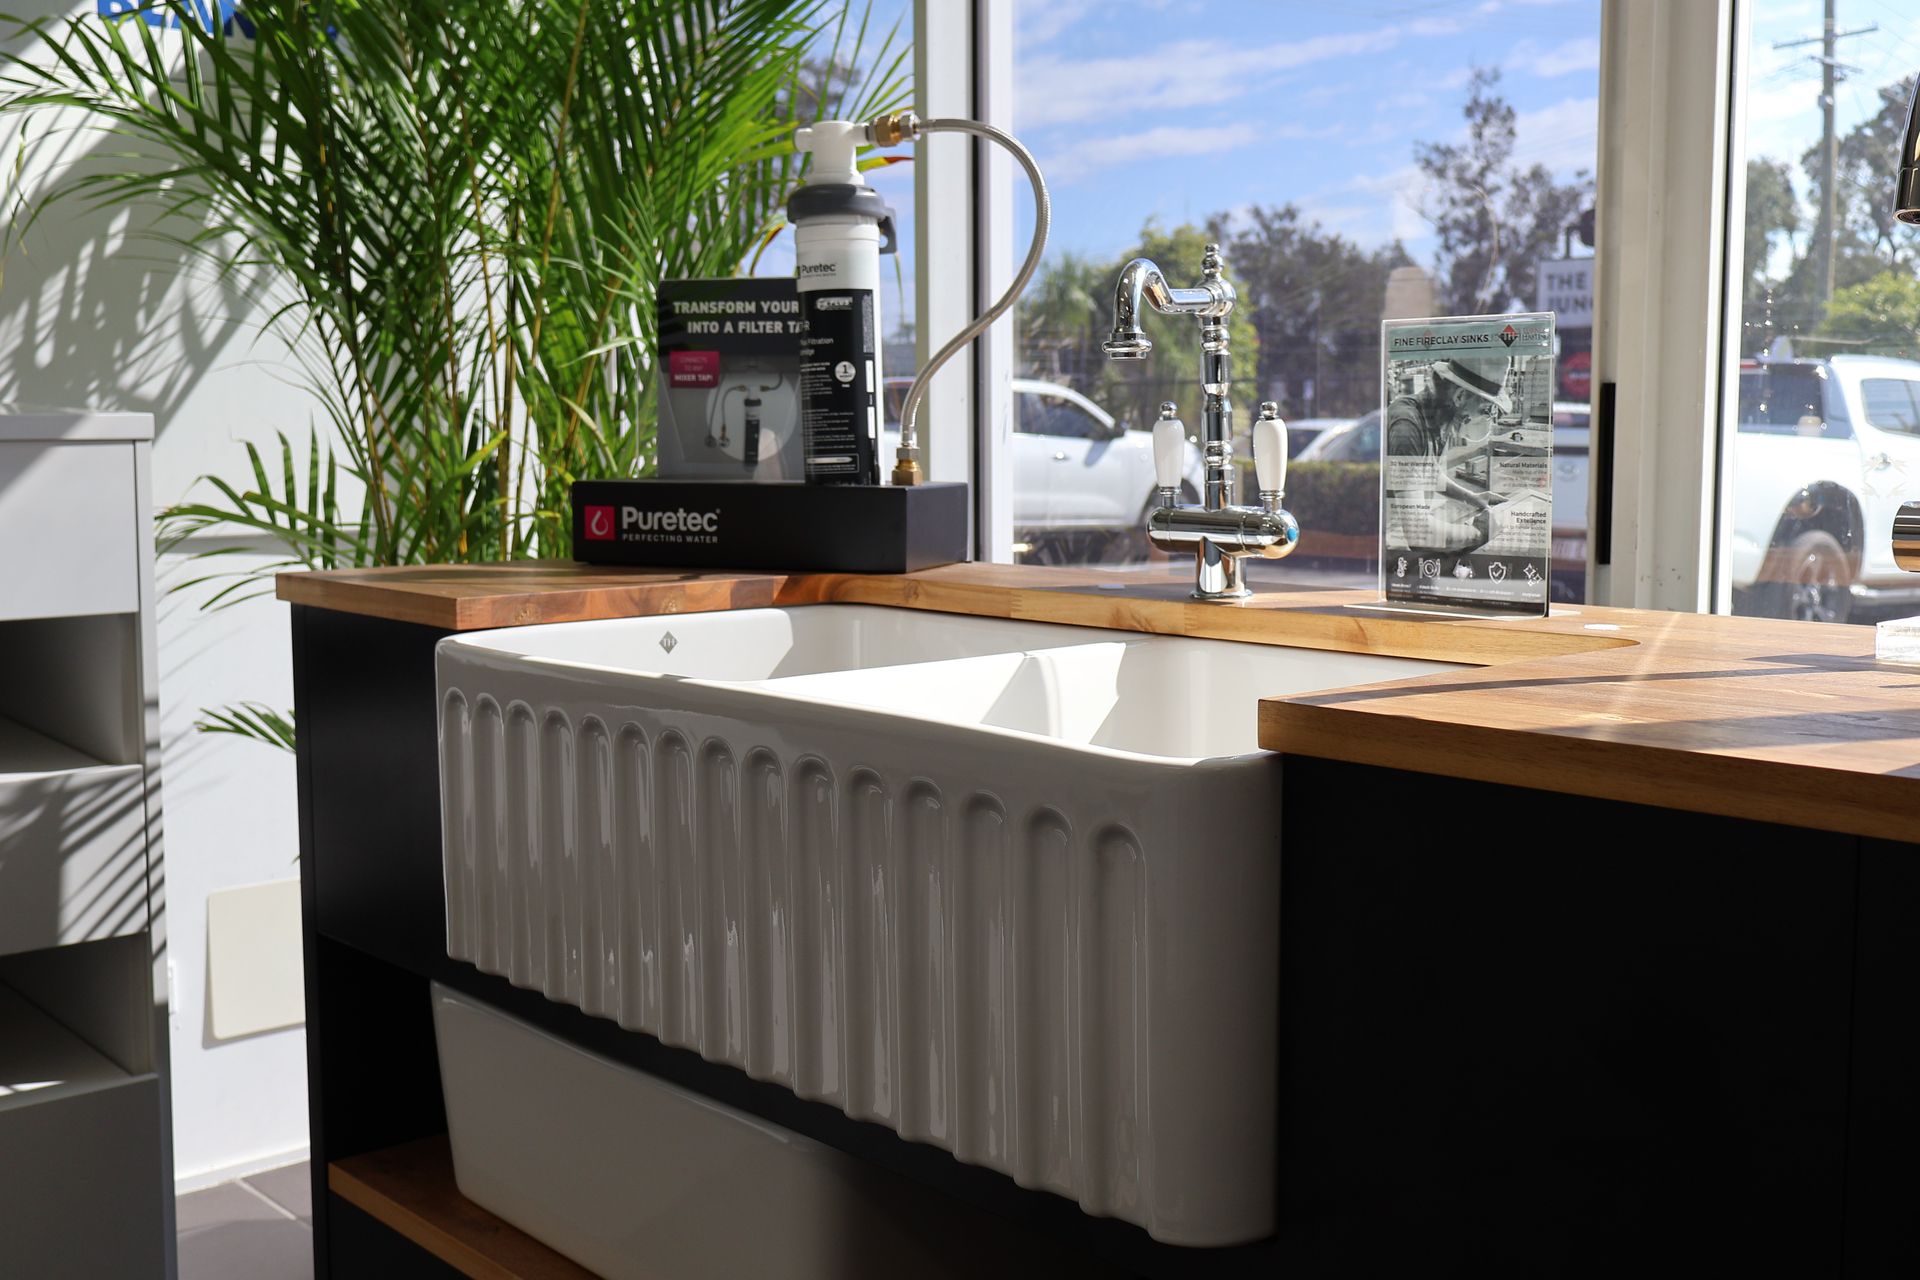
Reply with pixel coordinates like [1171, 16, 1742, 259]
[1777, 1, 1877, 304]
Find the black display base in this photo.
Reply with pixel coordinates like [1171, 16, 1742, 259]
[570, 479, 968, 573]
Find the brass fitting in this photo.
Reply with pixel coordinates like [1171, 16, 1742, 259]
[868, 111, 919, 148]
[890, 451, 925, 486]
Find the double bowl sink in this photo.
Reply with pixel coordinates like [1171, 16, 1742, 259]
[436, 604, 1456, 1246]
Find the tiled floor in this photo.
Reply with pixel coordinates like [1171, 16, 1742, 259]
[176, 1161, 313, 1279]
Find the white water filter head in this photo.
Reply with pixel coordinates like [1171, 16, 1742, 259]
[793, 120, 868, 186]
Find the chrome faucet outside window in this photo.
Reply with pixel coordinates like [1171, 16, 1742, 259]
[1103, 245, 1298, 599]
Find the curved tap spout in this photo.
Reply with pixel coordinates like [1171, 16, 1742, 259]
[1102, 247, 1236, 359]
[1095, 244, 1291, 600]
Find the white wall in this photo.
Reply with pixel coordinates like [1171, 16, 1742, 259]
[1, 5, 317, 1184]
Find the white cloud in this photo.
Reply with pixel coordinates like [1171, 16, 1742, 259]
[1510, 96, 1599, 174]
[1047, 122, 1266, 183]
[1507, 35, 1600, 78]
[1380, 91, 1434, 111]
[1016, 30, 1401, 129]
[1283, 93, 1597, 254]
[1015, 1, 1100, 49]
[1290, 164, 1432, 251]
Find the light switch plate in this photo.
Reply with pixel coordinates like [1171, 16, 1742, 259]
[206, 878, 303, 1040]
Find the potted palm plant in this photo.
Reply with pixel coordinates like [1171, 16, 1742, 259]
[0, 0, 907, 745]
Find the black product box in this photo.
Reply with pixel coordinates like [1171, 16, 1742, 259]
[656, 278, 805, 480]
[572, 480, 969, 573]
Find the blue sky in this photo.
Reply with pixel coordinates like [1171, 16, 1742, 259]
[1745, 0, 1920, 171]
[766, 1, 1615, 334]
[1004, 0, 1601, 266]
[770, 0, 1920, 335]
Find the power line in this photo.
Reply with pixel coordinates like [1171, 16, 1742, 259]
[1774, 1, 1878, 302]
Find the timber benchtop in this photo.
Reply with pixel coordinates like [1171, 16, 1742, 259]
[277, 561, 1920, 843]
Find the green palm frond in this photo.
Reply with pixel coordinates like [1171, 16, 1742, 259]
[0, 0, 909, 746]
[0, 0, 910, 569]
[196, 702, 296, 752]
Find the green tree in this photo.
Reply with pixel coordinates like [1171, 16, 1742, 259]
[1743, 76, 1920, 354]
[1105, 219, 1260, 437]
[1741, 158, 1803, 353]
[1015, 220, 1257, 439]
[1743, 159, 1801, 304]
[1812, 80, 1920, 282]
[1017, 249, 1109, 386]
[1818, 271, 1920, 358]
[1225, 203, 1408, 419]
[1414, 67, 1593, 315]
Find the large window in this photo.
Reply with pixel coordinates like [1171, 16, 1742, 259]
[1725, 0, 1919, 625]
[993, 1, 1602, 598]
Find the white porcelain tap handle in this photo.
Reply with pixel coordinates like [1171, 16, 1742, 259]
[1152, 401, 1185, 492]
[1254, 402, 1287, 496]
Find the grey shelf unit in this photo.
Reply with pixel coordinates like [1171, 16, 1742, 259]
[0, 412, 176, 1278]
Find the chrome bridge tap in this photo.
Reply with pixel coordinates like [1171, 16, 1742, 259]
[1103, 244, 1297, 599]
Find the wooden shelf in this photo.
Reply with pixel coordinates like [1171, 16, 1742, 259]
[330, 1137, 602, 1280]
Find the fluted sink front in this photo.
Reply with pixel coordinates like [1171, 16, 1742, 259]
[435, 605, 1457, 1246]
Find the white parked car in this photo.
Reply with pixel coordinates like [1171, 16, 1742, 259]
[1294, 410, 1378, 462]
[884, 377, 1204, 562]
[1276, 416, 1351, 459]
[1729, 356, 1920, 624]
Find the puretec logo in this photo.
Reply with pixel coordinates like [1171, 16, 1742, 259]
[796, 262, 838, 278]
[581, 503, 722, 546]
[580, 504, 723, 545]
[624, 506, 719, 534]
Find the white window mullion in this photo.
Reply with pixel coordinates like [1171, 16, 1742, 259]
[914, 0, 978, 529]
[971, 0, 1014, 564]
[1591, 0, 1737, 612]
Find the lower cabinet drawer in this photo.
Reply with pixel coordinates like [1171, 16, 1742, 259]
[0, 440, 139, 621]
[432, 984, 1094, 1280]
[0, 719, 146, 957]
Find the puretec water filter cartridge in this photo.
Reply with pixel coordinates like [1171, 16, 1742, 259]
[790, 121, 897, 485]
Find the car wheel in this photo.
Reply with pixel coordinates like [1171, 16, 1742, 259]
[1752, 530, 1852, 625]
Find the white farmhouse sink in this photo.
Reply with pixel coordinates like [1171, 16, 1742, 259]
[436, 605, 1458, 1246]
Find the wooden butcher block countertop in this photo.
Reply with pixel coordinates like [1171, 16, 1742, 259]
[278, 561, 1920, 842]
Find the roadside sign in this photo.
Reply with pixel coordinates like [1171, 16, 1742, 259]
[1538, 258, 1594, 329]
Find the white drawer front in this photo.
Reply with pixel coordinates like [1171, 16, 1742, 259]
[0, 762, 147, 956]
[0, 442, 138, 621]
